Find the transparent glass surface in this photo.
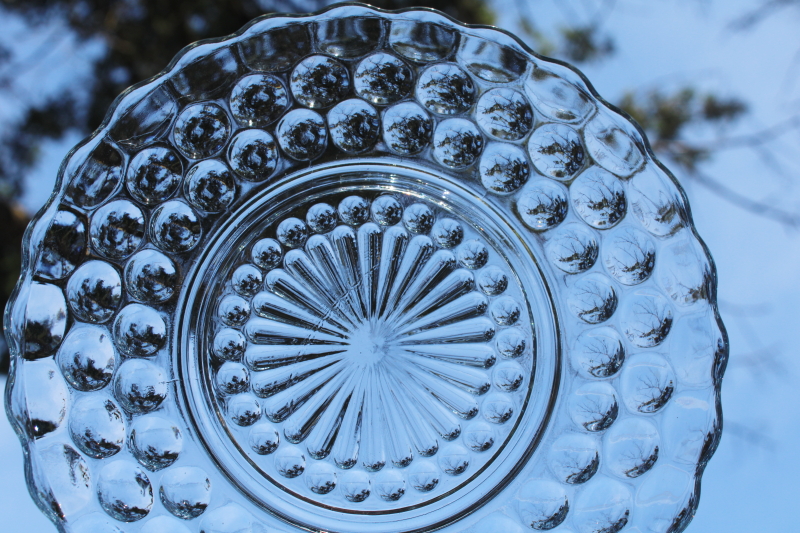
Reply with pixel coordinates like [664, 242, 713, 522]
[4, 5, 726, 533]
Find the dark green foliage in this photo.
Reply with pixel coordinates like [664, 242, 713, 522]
[0, 95, 79, 198]
[0, 202, 28, 373]
[559, 25, 613, 63]
[0, 43, 11, 63]
[619, 87, 747, 171]
[702, 95, 748, 122]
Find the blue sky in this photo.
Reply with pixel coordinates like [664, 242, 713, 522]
[2, 0, 799, 531]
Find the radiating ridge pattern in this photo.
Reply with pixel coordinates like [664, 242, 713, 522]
[210, 195, 534, 510]
[7, 6, 726, 531]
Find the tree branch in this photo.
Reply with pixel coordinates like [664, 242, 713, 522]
[686, 169, 800, 229]
[0, 28, 70, 89]
[697, 114, 800, 151]
[728, 0, 800, 31]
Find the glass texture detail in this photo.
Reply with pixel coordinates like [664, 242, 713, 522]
[5, 5, 726, 533]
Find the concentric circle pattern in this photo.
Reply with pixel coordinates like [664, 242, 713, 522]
[200, 195, 538, 517]
[6, 5, 726, 533]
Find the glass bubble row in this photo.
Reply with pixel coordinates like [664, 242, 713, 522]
[8, 6, 725, 533]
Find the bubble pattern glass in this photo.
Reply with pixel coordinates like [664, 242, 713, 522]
[5, 5, 726, 533]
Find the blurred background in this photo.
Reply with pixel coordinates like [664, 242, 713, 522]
[1, 0, 798, 530]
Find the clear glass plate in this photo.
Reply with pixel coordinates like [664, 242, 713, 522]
[4, 5, 727, 533]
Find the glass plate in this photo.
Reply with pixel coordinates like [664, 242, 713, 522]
[4, 5, 727, 533]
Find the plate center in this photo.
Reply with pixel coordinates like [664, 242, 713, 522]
[178, 161, 559, 532]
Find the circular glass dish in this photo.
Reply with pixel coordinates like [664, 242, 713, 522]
[5, 5, 727, 533]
